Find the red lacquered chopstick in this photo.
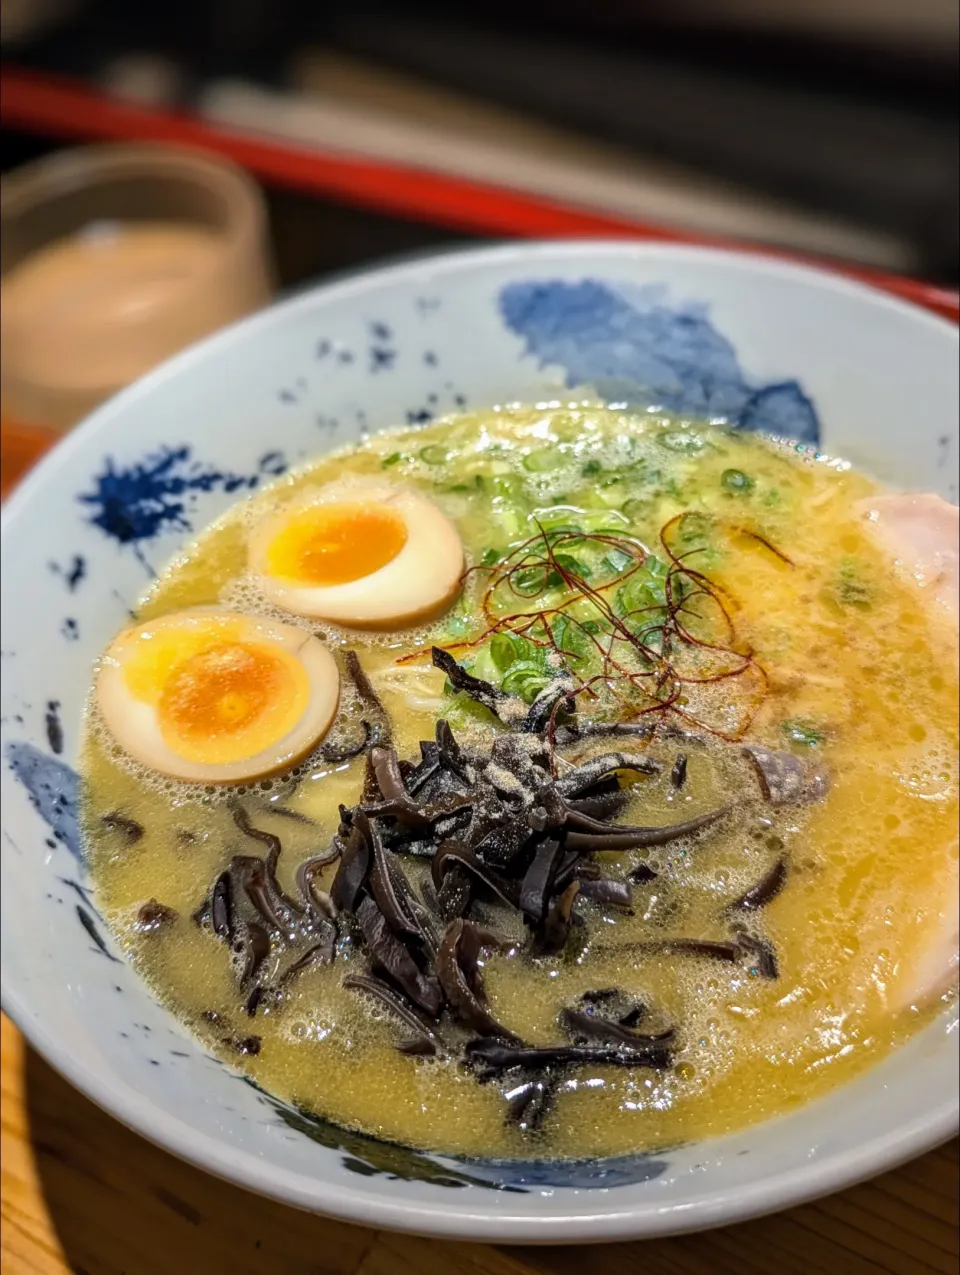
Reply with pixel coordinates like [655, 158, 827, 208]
[1, 67, 957, 324]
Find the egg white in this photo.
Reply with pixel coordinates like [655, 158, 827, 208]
[248, 478, 465, 628]
[96, 607, 339, 784]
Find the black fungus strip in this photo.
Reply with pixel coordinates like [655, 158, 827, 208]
[431, 646, 509, 714]
[521, 676, 576, 733]
[405, 745, 443, 798]
[579, 987, 647, 1024]
[553, 752, 660, 798]
[566, 789, 632, 821]
[436, 919, 519, 1039]
[396, 1038, 439, 1057]
[551, 848, 582, 894]
[533, 881, 581, 956]
[230, 803, 304, 919]
[627, 862, 658, 884]
[505, 1075, 558, 1130]
[519, 838, 564, 923]
[258, 801, 316, 825]
[565, 806, 728, 852]
[472, 817, 533, 870]
[597, 937, 750, 964]
[559, 1008, 675, 1048]
[236, 921, 271, 985]
[355, 895, 442, 1017]
[420, 880, 441, 914]
[343, 649, 393, 746]
[743, 746, 828, 806]
[465, 1037, 672, 1078]
[575, 877, 633, 909]
[368, 816, 425, 940]
[135, 899, 178, 932]
[275, 934, 336, 987]
[436, 862, 472, 920]
[320, 719, 381, 763]
[233, 855, 288, 932]
[435, 718, 472, 781]
[101, 811, 144, 843]
[211, 871, 234, 941]
[733, 930, 780, 979]
[433, 844, 521, 910]
[344, 972, 446, 1048]
[671, 753, 688, 790]
[726, 856, 788, 913]
[329, 822, 372, 913]
[365, 745, 472, 828]
[555, 720, 659, 744]
[295, 851, 341, 920]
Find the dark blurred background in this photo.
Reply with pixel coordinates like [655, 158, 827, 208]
[2, 0, 958, 291]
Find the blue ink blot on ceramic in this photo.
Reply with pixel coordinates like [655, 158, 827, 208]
[449, 1152, 671, 1190]
[49, 555, 86, 591]
[45, 701, 63, 755]
[76, 904, 120, 962]
[5, 741, 81, 862]
[59, 876, 101, 917]
[78, 447, 281, 561]
[370, 346, 396, 373]
[499, 280, 820, 445]
[258, 451, 287, 477]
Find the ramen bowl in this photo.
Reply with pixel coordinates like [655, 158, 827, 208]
[1, 242, 957, 1242]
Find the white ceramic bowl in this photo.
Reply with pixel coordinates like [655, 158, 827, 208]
[2, 243, 957, 1243]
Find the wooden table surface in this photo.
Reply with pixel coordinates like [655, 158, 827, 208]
[2, 425, 958, 1275]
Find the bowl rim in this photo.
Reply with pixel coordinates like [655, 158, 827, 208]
[2, 239, 958, 1242]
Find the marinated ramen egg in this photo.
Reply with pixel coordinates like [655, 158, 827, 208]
[96, 608, 339, 783]
[247, 479, 464, 628]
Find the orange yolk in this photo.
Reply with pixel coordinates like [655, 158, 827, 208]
[158, 640, 309, 765]
[265, 502, 408, 586]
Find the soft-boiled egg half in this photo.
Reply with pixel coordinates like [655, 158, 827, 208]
[96, 608, 339, 783]
[247, 479, 464, 628]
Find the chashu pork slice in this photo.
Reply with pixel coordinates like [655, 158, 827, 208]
[858, 491, 959, 1012]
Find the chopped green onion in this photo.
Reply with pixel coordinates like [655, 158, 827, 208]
[552, 614, 589, 658]
[553, 553, 591, 578]
[836, 559, 871, 607]
[381, 452, 403, 468]
[490, 633, 519, 671]
[502, 661, 552, 702]
[490, 474, 525, 500]
[522, 449, 563, 473]
[781, 719, 825, 748]
[480, 547, 501, 567]
[721, 468, 754, 494]
[603, 547, 634, 575]
[581, 458, 603, 477]
[419, 445, 450, 465]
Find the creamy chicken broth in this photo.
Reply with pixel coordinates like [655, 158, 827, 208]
[82, 406, 959, 1160]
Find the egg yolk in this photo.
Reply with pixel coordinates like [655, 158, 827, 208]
[265, 502, 408, 586]
[157, 640, 310, 766]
